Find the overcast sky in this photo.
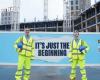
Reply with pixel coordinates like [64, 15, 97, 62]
[0, 0, 99, 22]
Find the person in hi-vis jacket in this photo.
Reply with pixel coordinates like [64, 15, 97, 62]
[14, 28, 34, 80]
[67, 30, 89, 80]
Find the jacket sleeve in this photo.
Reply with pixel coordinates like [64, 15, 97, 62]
[67, 41, 72, 58]
[82, 40, 90, 54]
[31, 39, 35, 57]
[14, 36, 22, 52]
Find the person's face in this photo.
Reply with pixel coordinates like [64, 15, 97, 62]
[73, 31, 79, 39]
[25, 30, 30, 36]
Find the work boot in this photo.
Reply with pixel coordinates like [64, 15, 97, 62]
[15, 78, 21, 80]
[70, 77, 76, 80]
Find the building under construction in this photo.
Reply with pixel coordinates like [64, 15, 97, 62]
[63, 0, 91, 32]
[0, 20, 63, 32]
[74, 1, 100, 32]
[1, 7, 13, 25]
[1, 0, 100, 32]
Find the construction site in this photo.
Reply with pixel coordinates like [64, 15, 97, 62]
[0, 0, 100, 32]
[0, 0, 100, 80]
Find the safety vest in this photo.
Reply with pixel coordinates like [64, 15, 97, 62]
[15, 36, 34, 57]
[69, 39, 87, 60]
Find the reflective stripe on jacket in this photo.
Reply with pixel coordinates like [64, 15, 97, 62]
[14, 36, 34, 57]
[68, 39, 89, 60]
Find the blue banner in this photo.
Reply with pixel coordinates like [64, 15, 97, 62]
[0, 32, 100, 64]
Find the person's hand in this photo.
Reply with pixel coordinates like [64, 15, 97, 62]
[80, 50, 85, 54]
[18, 48, 22, 52]
[31, 57, 34, 60]
[31, 56, 35, 60]
[69, 58, 73, 63]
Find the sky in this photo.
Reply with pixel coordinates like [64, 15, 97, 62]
[0, 0, 99, 22]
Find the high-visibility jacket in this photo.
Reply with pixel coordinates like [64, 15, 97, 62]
[14, 36, 34, 57]
[68, 39, 89, 60]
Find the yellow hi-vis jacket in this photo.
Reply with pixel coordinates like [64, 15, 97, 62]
[14, 36, 34, 57]
[67, 39, 89, 60]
